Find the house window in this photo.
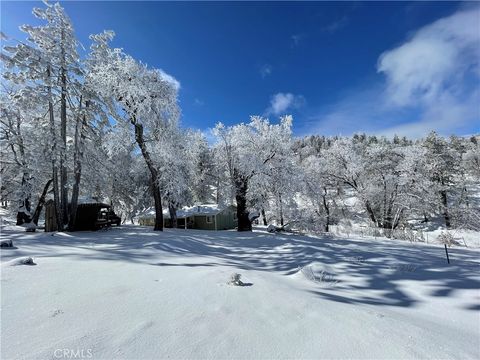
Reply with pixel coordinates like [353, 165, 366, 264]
[233, 212, 237, 220]
[206, 215, 213, 224]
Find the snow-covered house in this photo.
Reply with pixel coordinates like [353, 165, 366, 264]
[138, 204, 237, 230]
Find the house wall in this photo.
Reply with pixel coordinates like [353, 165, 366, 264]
[216, 209, 237, 230]
[139, 217, 156, 226]
[193, 215, 216, 230]
[139, 207, 238, 230]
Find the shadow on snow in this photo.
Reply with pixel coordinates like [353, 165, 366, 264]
[1, 225, 478, 310]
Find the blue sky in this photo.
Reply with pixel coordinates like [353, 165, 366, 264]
[2, 1, 479, 138]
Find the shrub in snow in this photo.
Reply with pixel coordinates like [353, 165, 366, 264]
[228, 273, 244, 286]
[9, 257, 36, 266]
[267, 224, 277, 233]
[248, 210, 260, 222]
[391, 228, 425, 243]
[438, 231, 460, 247]
[0, 239, 14, 248]
[24, 222, 37, 232]
[298, 265, 339, 287]
[267, 224, 292, 233]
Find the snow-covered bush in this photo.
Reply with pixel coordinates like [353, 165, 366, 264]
[9, 256, 36, 266]
[267, 224, 277, 233]
[24, 222, 37, 232]
[228, 273, 244, 286]
[437, 231, 460, 247]
[298, 264, 339, 287]
[392, 228, 425, 243]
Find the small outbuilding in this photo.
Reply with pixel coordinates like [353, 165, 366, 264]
[45, 198, 121, 231]
[138, 204, 237, 230]
[72, 202, 113, 231]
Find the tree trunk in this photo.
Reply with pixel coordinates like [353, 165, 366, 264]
[60, 29, 68, 228]
[47, 65, 62, 231]
[261, 208, 267, 226]
[14, 113, 32, 225]
[278, 193, 284, 227]
[132, 119, 163, 231]
[68, 99, 87, 231]
[322, 187, 330, 232]
[215, 177, 220, 204]
[392, 208, 403, 230]
[440, 189, 451, 228]
[51, 167, 60, 231]
[422, 212, 429, 223]
[382, 176, 387, 228]
[31, 179, 53, 225]
[16, 172, 32, 225]
[365, 200, 377, 225]
[234, 169, 251, 232]
[383, 207, 393, 229]
[168, 202, 177, 228]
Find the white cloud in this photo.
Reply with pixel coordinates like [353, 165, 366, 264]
[378, 6, 479, 107]
[260, 64, 273, 78]
[322, 16, 349, 33]
[158, 69, 180, 90]
[305, 6, 480, 138]
[194, 98, 204, 106]
[291, 34, 305, 47]
[377, 89, 479, 138]
[266, 92, 305, 116]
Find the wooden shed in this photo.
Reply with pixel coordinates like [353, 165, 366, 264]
[72, 202, 112, 231]
[45, 200, 119, 231]
[45, 199, 58, 232]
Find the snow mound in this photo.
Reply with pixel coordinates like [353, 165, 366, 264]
[1, 239, 14, 248]
[8, 257, 36, 266]
[1, 224, 26, 232]
[24, 222, 37, 232]
[267, 224, 277, 233]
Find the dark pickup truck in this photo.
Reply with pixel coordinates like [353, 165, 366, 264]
[95, 209, 121, 229]
[107, 210, 121, 226]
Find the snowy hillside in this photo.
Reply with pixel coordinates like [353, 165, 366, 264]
[1, 225, 479, 359]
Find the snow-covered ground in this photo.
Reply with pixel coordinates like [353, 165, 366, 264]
[1, 225, 479, 359]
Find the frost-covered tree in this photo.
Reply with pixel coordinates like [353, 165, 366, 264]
[299, 155, 339, 232]
[1, 1, 82, 229]
[188, 132, 216, 205]
[250, 125, 297, 227]
[87, 34, 180, 231]
[0, 86, 52, 224]
[422, 132, 461, 229]
[214, 116, 293, 231]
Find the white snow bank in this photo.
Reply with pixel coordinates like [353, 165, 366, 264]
[1, 225, 479, 359]
[0, 239, 14, 248]
[426, 229, 480, 248]
[7, 256, 36, 266]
